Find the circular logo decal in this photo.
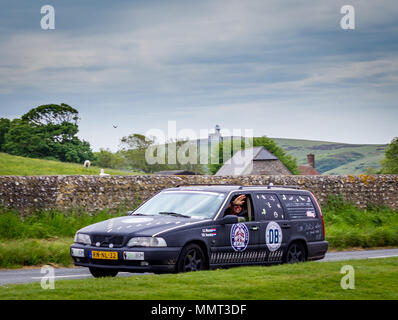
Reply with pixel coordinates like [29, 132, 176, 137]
[266, 221, 282, 252]
[230, 223, 249, 252]
[121, 217, 154, 224]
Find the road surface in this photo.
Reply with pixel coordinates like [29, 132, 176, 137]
[1, 248, 397, 286]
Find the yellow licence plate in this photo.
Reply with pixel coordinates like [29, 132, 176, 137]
[91, 251, 118, 260]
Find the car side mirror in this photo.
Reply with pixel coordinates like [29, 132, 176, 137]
[220, 215, 239, 225]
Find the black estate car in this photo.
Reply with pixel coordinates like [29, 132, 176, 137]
[70, 185, 328, 277]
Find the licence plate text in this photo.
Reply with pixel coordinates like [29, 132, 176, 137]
[90, 251, 118, 260]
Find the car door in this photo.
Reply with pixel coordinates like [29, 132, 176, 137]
[253, 192, 291, 263]
[211, 192, 260, 266]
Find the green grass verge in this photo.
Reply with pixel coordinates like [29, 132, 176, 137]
[0, 208, 125, 240]
[323, 196, 398, 248]
[0, 209, 126, 268]
[0, 258, 397, 300]
[0, 238, 73, 268]
[0, 152, 143, 176]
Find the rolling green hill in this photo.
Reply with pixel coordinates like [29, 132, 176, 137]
[0, 153, 143, 176]
[272, 138, 387, 175]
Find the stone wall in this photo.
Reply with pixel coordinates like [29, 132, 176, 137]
[0, 175, 397, 213]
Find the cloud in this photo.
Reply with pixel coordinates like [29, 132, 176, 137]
[0, 0, 397, 148]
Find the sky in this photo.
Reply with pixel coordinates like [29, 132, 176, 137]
[0, 0, 397, 151]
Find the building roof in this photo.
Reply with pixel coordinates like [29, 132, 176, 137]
[253, 147, 278, 160]
[215, 146, 280, 176]
[298, 165, 321, 175]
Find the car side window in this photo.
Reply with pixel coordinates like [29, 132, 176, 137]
[254, 193, 284, 220]
[280, 194, 317, 219]
[223, 193, 254, 222]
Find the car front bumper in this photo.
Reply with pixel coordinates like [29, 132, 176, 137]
[70, 244, 181, 273]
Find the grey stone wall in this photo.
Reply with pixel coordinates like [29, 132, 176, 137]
[0, 174, 397, 213]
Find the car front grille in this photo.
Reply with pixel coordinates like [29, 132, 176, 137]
[91, 234, 125, 248]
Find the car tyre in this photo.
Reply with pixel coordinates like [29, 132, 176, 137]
[177, 244, 206, 273]
[284, 242, 306, 264]
[89, 267, 119, 278]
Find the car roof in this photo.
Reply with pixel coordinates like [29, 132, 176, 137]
[164, 184, 308, 194]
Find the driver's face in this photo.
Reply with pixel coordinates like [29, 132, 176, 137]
[233, 205, 242, 214]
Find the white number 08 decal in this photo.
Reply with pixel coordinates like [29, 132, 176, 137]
[266, 221, 282, 252]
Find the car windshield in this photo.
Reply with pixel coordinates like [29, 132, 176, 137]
[132, 191, 226, 219]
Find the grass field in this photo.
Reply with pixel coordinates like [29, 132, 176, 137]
[0, 152, 143, 176]
[0, 258, 397, 300]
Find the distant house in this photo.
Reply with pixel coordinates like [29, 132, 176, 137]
[298, 154, 321, 175]
[215, 146, 292, 176]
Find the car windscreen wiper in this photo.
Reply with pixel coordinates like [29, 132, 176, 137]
[128, 212, 153, 216]
[158, 212, 190, 218]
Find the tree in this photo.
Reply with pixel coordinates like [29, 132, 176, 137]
[381, 137, 398, 174]
[120, 134, 156, 173]
[21, 104, 79, 126]
[120, 133, 154, 151]
[3, 104, 94, 163]
[0, 118, 11, 151]
[119, 134, 205, 174]
[94, 149, 126, 169]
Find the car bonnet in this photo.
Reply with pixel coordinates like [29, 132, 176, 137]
[77, 214, 210, 237]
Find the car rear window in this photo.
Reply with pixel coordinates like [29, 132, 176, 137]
[280, 194, 317, 219]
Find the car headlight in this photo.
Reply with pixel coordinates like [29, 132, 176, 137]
[74, 233, 91, 245]
[127, 237, 167, 247]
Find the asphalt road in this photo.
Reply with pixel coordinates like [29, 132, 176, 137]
[1, 248, 397, 286]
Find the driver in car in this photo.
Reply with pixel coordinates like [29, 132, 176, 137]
[224, 194, 248, 221]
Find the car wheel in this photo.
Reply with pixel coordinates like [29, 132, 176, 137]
[177, 244, 206, 273]
[89, 267, 119, 278]
[284, 242, 306, 263]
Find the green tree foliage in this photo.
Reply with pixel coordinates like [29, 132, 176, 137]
[163, 139, 205, 174]
[381, 137, 398, 174]
[208, 136, 299, 175]
[120, 134, 156, 173]
[120, 133, 154, 151]
[21, 104, 79, 126]
[0, 118, 11, 151]
[3, 104, 95, 163]
[93, 149, 126, 169]
[118, 134, 204, 174]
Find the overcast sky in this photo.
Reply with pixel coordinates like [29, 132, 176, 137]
[0, 0, 397, 151]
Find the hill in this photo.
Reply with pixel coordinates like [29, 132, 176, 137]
[0, 153, 143, 176]
[272, 138, 387, 175]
